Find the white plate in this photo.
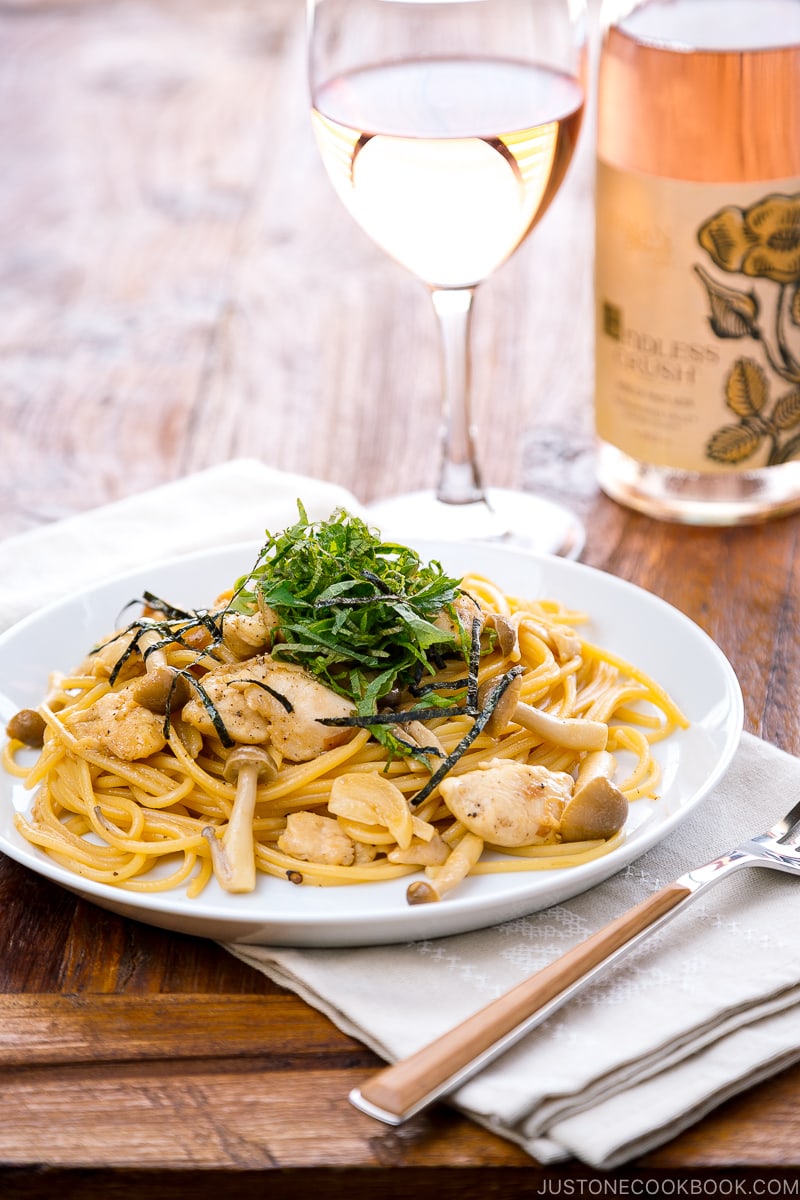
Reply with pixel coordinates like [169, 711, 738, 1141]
[0, 540, 743, 946]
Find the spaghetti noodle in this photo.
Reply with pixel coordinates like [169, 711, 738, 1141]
[4, 510, 688, 904]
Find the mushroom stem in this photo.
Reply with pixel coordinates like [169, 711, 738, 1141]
[130, 629, 191, 714]
[513, 704, 608, 752]
[393, 718, 447, 772]
[478, 676, 607, 752]
[575, 750, 617, 789]
[204, 745, 278, 893]
[406, 832, 483, 905]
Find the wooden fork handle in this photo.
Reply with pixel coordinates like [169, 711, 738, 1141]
[353, 881, 692, 1123]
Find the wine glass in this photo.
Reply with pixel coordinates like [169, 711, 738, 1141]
[307, 0, 588, 557]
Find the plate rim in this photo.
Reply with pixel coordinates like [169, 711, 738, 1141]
[0, 538, 744, 944]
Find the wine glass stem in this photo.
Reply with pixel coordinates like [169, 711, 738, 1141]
[431, 286, 488, 507]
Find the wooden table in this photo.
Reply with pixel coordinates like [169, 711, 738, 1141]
[2, 1, 799, 1194]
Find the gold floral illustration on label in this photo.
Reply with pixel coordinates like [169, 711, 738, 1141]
[695, 193, 800, 467]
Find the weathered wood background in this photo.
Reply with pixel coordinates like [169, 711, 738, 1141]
[0, 0, 593, 535]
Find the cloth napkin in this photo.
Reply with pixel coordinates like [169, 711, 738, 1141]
[2, 461, 799, 1170]
[228, 733, 800, 1168]
[0, 461, 362, 632]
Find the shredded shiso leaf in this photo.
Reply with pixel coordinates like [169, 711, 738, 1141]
[97, 503, 520, 790]
[230, 502, 471, 722]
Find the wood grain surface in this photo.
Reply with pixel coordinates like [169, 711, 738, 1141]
[1, 0, 800, 1195]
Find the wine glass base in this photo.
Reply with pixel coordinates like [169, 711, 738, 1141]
[365, 488, 585, 559]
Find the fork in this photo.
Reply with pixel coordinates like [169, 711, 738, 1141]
[350, 796, 800, 1126]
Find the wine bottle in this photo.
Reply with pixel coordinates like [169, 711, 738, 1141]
[595, 0, 800, 524]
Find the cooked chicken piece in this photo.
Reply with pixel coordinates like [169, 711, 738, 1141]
[69, 683, 167, 761]
[439, 758, 572, 847]
[433, 592, 486, 642]
[211, 592, 278, 623]
[353, 842, 378, 864]
[387, 833, 449, 867]
[217, 610, 274, 660]
[243, 661, 357, 761]
[180, 654, 357, 760]
[277, 811, 355, 866]
[180, 656, 274, 745]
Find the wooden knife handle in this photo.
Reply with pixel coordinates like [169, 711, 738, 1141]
[357, 881, 692, 1120]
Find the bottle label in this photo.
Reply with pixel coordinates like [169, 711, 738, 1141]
[595, 160, 800, 472]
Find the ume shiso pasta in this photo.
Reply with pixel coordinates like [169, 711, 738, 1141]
[4, 507, 687, 904]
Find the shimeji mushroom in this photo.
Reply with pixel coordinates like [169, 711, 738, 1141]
[392, 718, 447, 770]
[559, 750, 628, 842]
[129, 625, 191, 715]
[7, 670, 77, 746]
[477, 674, 608, 752]
[5, 708, 47, 748]
[406, 832, 484, 905]
[488, 613, 520, 659]
[203, 745, 278, 892]
[487, 612, 581, 665]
